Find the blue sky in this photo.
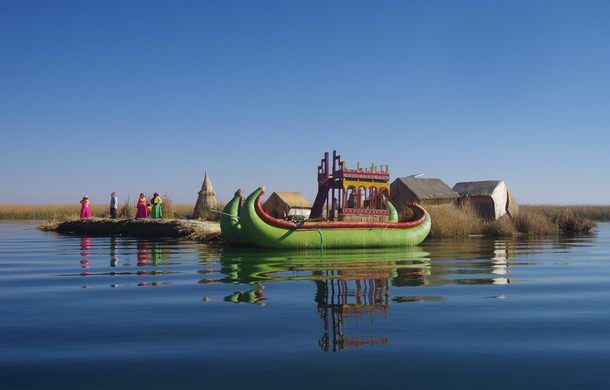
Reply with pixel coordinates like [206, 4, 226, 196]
[2, 0, 610, 205]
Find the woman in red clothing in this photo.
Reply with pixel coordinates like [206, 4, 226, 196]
[136, 193, 148, 218]
[80, 196, 91, 219]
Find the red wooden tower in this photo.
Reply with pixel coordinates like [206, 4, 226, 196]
[310, 150, 391, 222]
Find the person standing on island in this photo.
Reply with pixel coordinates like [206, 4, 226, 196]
[110, 192, 118, 219]
[150, 193, 163, 219]
[80, 196, 91, 219]
[136, 193, 148, 218]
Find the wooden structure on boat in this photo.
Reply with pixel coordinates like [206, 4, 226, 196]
[311, 151, 391, 222]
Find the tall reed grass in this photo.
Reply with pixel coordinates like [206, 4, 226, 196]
[192, 202, 226, 221]
[0, 204, 109, 220]
[0, 202, 221, 221]
[118, 198, 135, 219]
[426, 204, 597, 238]
[0, 203, 193, 220]
[521, 205, 610, 222]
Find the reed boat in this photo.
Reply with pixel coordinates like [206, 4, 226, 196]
[220, 151, 431, 249]
[220, 187, 430, 249]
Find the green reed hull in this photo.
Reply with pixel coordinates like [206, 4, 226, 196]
[219, 190, 248, 245]
[223, 187, 431, 249]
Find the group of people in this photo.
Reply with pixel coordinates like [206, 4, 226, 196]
[136, 192, 163, 219]
[79, 192, 163, 219]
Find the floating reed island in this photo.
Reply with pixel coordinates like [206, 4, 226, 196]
[38, 217, 222, 242]
[35, 205, 598, 243]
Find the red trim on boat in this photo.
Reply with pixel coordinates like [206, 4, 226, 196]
[255, 190, 427, 230]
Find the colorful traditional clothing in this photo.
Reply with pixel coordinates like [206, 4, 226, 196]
[151, 193, 163, 219]
[80, 197, 91, 219]
[136, 194, 148, 218]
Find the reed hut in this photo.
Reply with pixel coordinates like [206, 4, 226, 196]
[263, 192, 312, 219]
[193, 172, 217, 219]
[390, 177, 458, 214]
[452, 180, 518, 220]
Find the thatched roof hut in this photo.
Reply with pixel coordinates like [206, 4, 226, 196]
[263, 192, 312, 219]
[390, 177, 458, 213]
[453, 180, 518, 220]
[193, 172, 217, 219]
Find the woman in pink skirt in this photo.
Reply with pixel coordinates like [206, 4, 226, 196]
[136, 193, 148, 218]
[80, 196, 91, 219]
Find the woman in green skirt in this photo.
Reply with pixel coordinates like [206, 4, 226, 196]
[150, 192, 163, 219]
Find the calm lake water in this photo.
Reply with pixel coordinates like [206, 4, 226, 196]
[2, 221, 610, 389]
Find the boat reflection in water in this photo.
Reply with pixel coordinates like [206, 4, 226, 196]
[206, 247, 431, 352]
[315, 276, 391, 352]
[203, 239, 544, 351]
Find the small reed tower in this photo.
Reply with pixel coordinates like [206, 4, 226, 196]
[193, 172, 217, 219]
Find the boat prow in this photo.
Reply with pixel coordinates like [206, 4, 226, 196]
[219, 189, 248, 245]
